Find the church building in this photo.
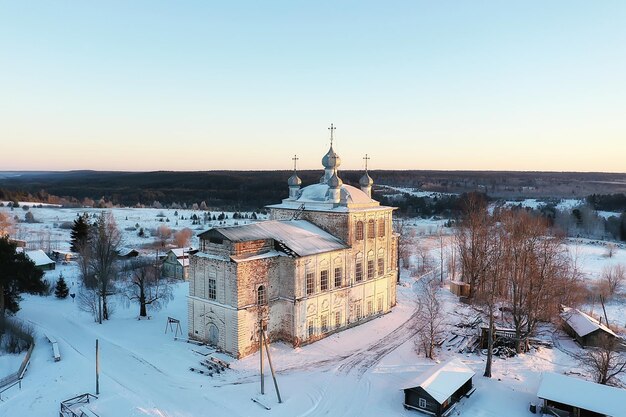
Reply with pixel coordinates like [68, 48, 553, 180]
[187, 127, 399, 358]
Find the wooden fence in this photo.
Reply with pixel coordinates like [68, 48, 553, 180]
[0, 342, 35, 394]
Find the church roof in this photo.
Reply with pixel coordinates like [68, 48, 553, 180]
[269, 183, 385, 212]
[200, 220, 348, 257]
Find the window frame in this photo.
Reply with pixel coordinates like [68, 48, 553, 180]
[355, 221, 364, 241]
[306, 271, 315, 296]
[367, 219, 375, 238]
[355, 262, 363, 282]
[378, 219, 385, 238]
[320, 270, 329, 291]
[367, 259, 375, 280]
[208, 278, 216, 300]
[257, 285, 266, 305]
[334, 266, 342, 288]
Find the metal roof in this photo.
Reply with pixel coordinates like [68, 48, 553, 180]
[402, 358, 475, 404]
[561, 307, 617, 338]
[537, 372, 626, 416]
[202, 220, 348, 257]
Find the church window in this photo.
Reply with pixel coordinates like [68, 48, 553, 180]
[208, 278, 216, 300]
[321, 315, 328, 333]
[334, 311, 341, 328]
[377, 258, 384, 276]
[308, 320, 315, 337]
[306, 272, 315, 295]
[367, 300, 373, 316]
[377, 297, 383, 313]
[378, 220, 385, 237]
[355, 303, 362, 320]
[320, 270, 329, 291]
[367, 259, 375, 280]
[367, 220, 375, 238]
[334, 267, 342, 288]
[355, 262, 363, 282]
[355, 221, 364, 241]
[257, 285, 266, 305]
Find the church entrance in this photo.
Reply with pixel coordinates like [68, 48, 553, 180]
[207, 323, 219, 346]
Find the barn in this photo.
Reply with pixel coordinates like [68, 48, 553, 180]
[402, 358, 475, 416]
[537, 372, 626, 417]
[560, 307, 619, 349]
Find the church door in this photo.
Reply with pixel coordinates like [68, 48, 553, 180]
[207, 323, 219, 346]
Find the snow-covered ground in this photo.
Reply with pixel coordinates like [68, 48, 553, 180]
[1, 205, 268, 254]
[377, 185, 456, 199]
[1, 207, 625, 416]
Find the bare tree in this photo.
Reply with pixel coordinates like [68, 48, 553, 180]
[173, 228, 193, 248]
[415, 280, 445, 359]
[154, 225, 172, 248]
[122, 259, 173, 317]
[600, 264, 626, 299]
[456, 193, 493, 300]
[576, 335, 626, 386]
[394, 219, 416, 268]
[0, 212, 15, 238]
[606, 243, 617, 258]
[89, 212, 122, 323]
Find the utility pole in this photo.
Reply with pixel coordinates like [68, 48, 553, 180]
[95, 339, 100, 395]
[263, 330, 282, 403]
[259, 320, 265, 395]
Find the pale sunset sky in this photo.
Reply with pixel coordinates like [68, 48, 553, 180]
[1, 1, 625, 172]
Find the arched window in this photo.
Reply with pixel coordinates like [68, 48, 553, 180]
[378, 219, 385, 237]
[367, 220, 375, 238]
[257, 285, 266, 305]
[355, 221, 364, 241]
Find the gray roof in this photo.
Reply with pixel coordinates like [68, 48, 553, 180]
[200, 220, 348, 257]
[537, 372, 626, 416]
[561, 307, 617, 338]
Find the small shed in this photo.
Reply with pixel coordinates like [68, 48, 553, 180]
[25, 250, 56, 271]
[449, 281, 470, 298]
[402, 358, 475, 416]
[118, 248, 140, 258]
[560, 307, 618, 349]
[537, 372, 626, 417]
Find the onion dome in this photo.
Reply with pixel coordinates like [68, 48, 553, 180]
[322, 146, 341, 169]
[328, 170, 343, 188]
[288, 172, 302, 186]
[359, 172, 373, 187]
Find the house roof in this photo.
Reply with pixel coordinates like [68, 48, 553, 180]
[402, 358, 475, 404]
[25, 250, 55, 266]
[561, 307, 617, 338]
[169, 247, 195, 258]
[200, 220, 348, 257]
[537, 372, 626, 416]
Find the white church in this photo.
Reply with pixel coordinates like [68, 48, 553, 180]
[187, 128, 399, 358]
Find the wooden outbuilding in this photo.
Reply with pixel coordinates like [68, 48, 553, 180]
[402, 358, 475, 416]
[25, 250, 55, 271]
[537, 372, 626, 417]
[560, 307, 619, 349]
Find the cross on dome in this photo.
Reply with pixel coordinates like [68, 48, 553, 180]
[328, 123, 336, 147]
[292, 154, 299, 171]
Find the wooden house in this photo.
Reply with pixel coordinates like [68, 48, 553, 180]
[25, 250, 56, 271]
[162, 247, 196, 280]
[537, 372, 626, 417]
[402, 358, 475, 416]
[560, 307, 620, 349]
